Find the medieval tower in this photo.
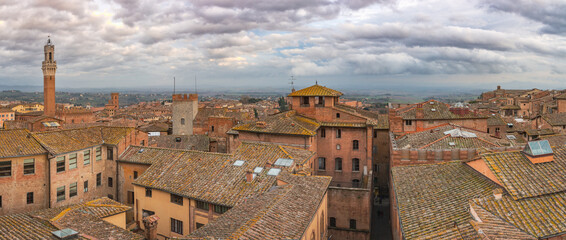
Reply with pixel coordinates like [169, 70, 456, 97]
[172, 93, 198, 135]
[42, 37, 57, 117]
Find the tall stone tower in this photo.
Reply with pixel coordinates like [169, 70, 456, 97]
[110, 93, 119, 108]
[42, 37, 57, 117]
[172, 93, 198, 135]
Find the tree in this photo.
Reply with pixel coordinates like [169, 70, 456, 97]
[277, 97, 288, 112]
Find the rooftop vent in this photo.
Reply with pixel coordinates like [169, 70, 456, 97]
[233, 160, 245, 166]
[430, 101, 435, 105]
[448, 142, 456, 146]
[138, 148, 145, 153]
[522, 140, 553, 164]
[267, 168, 281, 176]
[274, 158, 294, 167]
[431, 108, 436, 112]
[51, 229, 79, 239]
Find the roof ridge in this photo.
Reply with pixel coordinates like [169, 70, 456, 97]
[419, 134, 450, 149]
[127, 145, 231, 156]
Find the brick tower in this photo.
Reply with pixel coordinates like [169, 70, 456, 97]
[42, 37, 57, 117]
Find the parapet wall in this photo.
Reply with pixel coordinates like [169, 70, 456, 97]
[390, 132, 522, 166]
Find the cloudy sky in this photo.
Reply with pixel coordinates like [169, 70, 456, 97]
[0, 0, 565, 91]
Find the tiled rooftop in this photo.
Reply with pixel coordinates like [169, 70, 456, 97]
[396, 100, 487, 120]
[33, 126, 136, 155]
[481, 147, 566, 200]
[0, 129, 47, 158]
[233, 111, 320, 136]
[542, 112, 566, 126]
[391, 161, 498, 239]
[540, 134, 566, 147]
[187, 173, 331, 239]
[487, 115, 507, 126]
[0, 198, 141, 240]
[130, 142, 315, 207]
[394, 124, 511, 150]
[472, 192, 566, 238]
[287, 84, 343, 97]
[469, 201, 536, 240]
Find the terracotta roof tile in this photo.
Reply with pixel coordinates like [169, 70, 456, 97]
[0, 129, 47, 158]
[130, 142, 315, 207]
[391, 161, 498, 239]
[542, 112, 566, 126]
[187, 173, 331, 239]
[287, 84, 343, 97]
[472, 192, 566, 238]
[469, 201, 536, 240]
[397, 100, 487, 120]
[32, 126, 135, 155]
[540, 134, 566, 147]
[232, 111, 320, 136]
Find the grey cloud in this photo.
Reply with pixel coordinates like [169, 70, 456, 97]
[481, 0, 566, 34]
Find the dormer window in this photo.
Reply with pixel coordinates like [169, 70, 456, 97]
[522, 140, 553, 164]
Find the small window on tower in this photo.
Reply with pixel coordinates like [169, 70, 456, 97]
[49, 52, 52, 61]
[181, 118, 185, 125]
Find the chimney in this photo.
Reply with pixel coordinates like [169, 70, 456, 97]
[246, 169, 254, 183]
[143, 215, 159, 240]
[493, 188, 503, 200]
[416, 104, 424, 119]
[265, 162, 272, 168]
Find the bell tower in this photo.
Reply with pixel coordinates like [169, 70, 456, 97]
[42, 37, 57, 117]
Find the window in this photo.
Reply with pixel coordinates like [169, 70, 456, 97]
[350, 219, 356, 229]
[56, 186, 65, 202]
[83, 150, 90, 165]
[0, 196, 2, 208]
[171, 194, 183, 205]
[23, 159, 35, 175]
[330, 217, 336, 227]
[336, 113, 340, 118]
[352, 158, 360, 172]
[141, 140, 145, 146]
[318, 157, 326, 170]
[181, 118, 185, 125]
[214, 205, 229, 214]
[108, 177, 113, 187]
[405, 120, 412, 126]
[196, 200, 209, 211]
[335, 158, 342, 171]
[302, 96, 309, 106]
[70, 182, 77, 197]
[107, 148, 114, 160]
[196, 223, 205, 229]
[27, 192, 33, 204]
[353, 140, 359, 150]
[0, 161, 11, 177]
[352, 179, 361, 188]
[171, 218, 183, 235]
[108, 194, 114, 200]
[373, 130, 377, 138]
[336, 129, 341, 138]
[145, 188, 152, 197]
[320, 128, 326, 138]
[69, 153, 77, 169]
[134, 171, 138, 179]
[56, 157, 65, 173]
[84, 181, 88, 193]
[336, 144, 341, 150]
[95, 147, 102, 161]
[96, 173, 101, 186]
[211, 126, 215, 132]
[127, 191, 134, 204]
[315, 96, 325, 106]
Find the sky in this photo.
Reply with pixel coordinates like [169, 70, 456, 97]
[0, 0, 565, 91]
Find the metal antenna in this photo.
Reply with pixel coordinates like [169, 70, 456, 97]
[195, 75, 197, 94]
[289, 76, 296, 91]
[173, 77, 176, 95]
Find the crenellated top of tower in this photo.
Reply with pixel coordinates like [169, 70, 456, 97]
[42, 36, 57, 75]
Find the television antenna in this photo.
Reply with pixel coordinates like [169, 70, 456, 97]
[289, 76, 296, 91]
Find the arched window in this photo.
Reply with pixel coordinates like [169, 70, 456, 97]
[181, 118, 185, 125]
[352, 158, 360, 172]
[336, 144, 341, 150]
[352, 140, 359, 150]
[49, 52, 52, 61]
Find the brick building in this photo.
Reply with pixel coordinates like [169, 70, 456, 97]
[228, 84, 388, 239]
[389, 99, 488, 134]
[105, 92, 120, 117]
[0, 126, 147, 216]
[0, 108, 15, 128]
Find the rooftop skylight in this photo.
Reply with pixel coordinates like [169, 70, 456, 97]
[523, 140, 553, 156]
[274, 158, 294, 167]
[267, 168, 281, 176]
[233, 160, 245, 166]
